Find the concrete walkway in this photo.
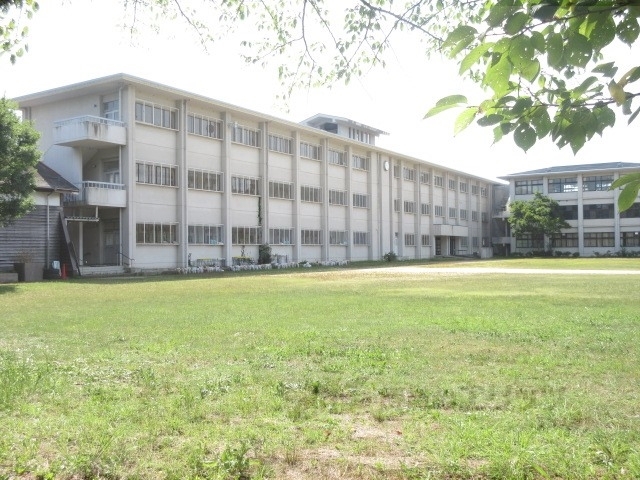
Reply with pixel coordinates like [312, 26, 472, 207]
[359, 266, 640, 275]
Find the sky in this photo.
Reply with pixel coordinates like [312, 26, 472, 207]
[2, 0, 638, 182]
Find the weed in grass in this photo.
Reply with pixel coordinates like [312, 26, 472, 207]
[0, 351, 51, 410]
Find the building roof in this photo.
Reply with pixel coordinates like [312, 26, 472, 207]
[500, 162, 640, 179]
[301, 113, 389, 135]
[34, 162, 78, 193]
[13, 73, 496, 184]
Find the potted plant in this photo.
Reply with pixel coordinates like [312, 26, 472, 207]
[13, 250, 44, 282]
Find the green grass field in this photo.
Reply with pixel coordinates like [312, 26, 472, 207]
[1, 259, 639, 479]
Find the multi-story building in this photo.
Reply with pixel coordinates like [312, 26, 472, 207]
[495, 163, 640, 256]
[14, 74, 495, 273]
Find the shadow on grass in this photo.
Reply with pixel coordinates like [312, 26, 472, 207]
[0, 284, 18, 294]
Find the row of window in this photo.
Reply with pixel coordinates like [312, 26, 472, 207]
[557, 203, 640, 220]
[516, 232, 640, 248]
[516, 175, 615, 195]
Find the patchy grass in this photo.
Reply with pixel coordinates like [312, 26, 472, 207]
[0, 259, 639, 479]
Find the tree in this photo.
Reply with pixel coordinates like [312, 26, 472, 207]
[0, 97, 41, 227]
[0, 0, 39, 64]
[508, 192, 570, 250]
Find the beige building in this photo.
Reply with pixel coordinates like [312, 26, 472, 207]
[495, 163, 640, 256]
[15, 74, 495, 273]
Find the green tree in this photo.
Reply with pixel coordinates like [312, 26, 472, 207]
[508, 192, 570, 250]
[0, 97, 41, 227]
[0, 0, 39, 64]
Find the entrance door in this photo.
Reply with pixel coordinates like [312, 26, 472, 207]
[435, 237, 442, 256]
[449, 237, 456, 256]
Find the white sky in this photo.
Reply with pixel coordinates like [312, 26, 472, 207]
[2, 0, 638, 181]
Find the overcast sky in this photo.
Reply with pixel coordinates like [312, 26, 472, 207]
[3, 0, 638, 181]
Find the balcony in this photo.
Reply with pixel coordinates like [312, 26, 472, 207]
[54, 116, 126, 148]
[493, 206, 509, 218]
[64, 181, 126, 208]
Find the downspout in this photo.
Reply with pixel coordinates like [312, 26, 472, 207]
[45, 191, 53, 268]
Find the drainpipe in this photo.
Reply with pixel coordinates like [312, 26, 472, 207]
[45, 191, 53, 268]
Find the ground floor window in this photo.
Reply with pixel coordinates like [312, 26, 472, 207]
[552, 233, 578, 248]
[621, 232, 640, 247]
[269, 228, 293, 245]
[188, 225, 223, 245]
[516, 234, 544, 249]
[301, 229, 322, 245]
[329, 230, 348, 245]
[584, 232, 614, 247]
[404, 233, 416, 246]
[136, 223, 178, 244]
[232, 226, 262, 245]
[421, 234, 430, 246]
[353, 231, 369, 245]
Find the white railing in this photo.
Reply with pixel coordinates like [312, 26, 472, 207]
[64, 181, 126, 206]
[54, 115, 125, 128]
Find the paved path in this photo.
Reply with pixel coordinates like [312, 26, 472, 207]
[358, 266, 640, 275]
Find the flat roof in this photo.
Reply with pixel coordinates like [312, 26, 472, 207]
[500, 162, 640, 179]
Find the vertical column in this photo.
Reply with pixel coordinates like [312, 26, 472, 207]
[292, 131, 300, 263]
[122, 84, 136, 268]
[428, 167, 435, 258]
[345, 145, 353, 261]
[321, 138, 329, 261]
[414, 165, 421, 259]
[177, 99, 188, 268]
[396, 160, 404, 258]
[577, 174, 584, 256]
[222, 112, 233, 267]
[259, 122, 269, 247]
[376, 153, 385, 259]
[367, 150, 374, 260]
[612, 173, 621, 250]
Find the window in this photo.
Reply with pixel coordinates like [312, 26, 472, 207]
[393, 164, 400, 178]
[353, 193, 370, 208]
[404, 233, 416, 246]
[136, 223, 178, 244]
[329, 230, 348, 245]
[232, 226, 262, 245]
[620, 203, 640, 219]
[460, 182, 468, 193]
[353, 154, 370, 171]
[188, 169, 223, 192]
[300, 185, 322, 203]
[449, 179, 457, 190]
[231, 175, 260, 195]
[404, 201, 417, 214]
[103, 100, 119, 120]
[583, 175, 613, 192]
[472, 185, 479, 195]
[231, 125, 260, 147]
[188, 225, 224, 245]
[328, 149, 346, 166]
[557, 205, 578, 220]
[481, 212, 488, 222]
[516, 234, 544, 249]
[515, 179, 543, 195]
[353, 231, 369, 245]
[421, 234, 430, 246]
[548, 177, 578, 193]
[460, 237, 468, 249]
[584, 232, 615, 247]
[187, 114, 223, 139]
[421, 203, 431, 215]
[393, 198, 401, 212]
[348, 127, 371, 144]
[471, 210, 479, 222]
[135, 101, 178, 129]
[329, 189, 348, 206]
[472, 237, 479, 248]
[434, 205, 443, 217]
[269, 181, 294, 200]
[420, 172, 430, 184]
[269, 228, 293, 245]
[449, 207, 457, 219]
[460, 209, 468, 220]
[583, 203, 614, 219]
[301, 229, 322, 245]
[403, 167, 416, 181]
[621, 232, 640, 247]
[434, 175, 444, 187]
[300, 141, 322, 160]
[268, 134, 293, 154]
[480, 186, 488, 197]
[551, 233, 578, 248]
[136, 162, 177, 187]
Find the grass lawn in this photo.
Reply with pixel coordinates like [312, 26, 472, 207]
[1, 258, 639, 479]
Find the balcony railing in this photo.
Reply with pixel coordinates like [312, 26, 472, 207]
[54, 115, 126, 147]
[64, 181, 126, 208]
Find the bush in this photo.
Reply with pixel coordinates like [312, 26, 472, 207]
[258, 244, 272, 265]
[383, 251, 398, 262]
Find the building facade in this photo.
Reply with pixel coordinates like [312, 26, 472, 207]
[15, 74, 495, 272]
[495, 163, 640, 256]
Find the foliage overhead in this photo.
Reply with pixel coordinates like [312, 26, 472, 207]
[0, 0, 39, 64]
[507, 192, 570, 241]
[0, 97, 41, 227]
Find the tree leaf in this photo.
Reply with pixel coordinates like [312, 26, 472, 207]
[608, 80, 627, 105]
[477, 113, 504, 126]
[424, 95, 468, 118]
[504, 12, 529, 36]
[546, 32, 564, 68]
[565, 32, 591, 68]
[611, 172, 640, 189]
[628, 105, 640, 125]
[618, 182, 640, 211]
[592, 62, 618, 78]
[513, 123, 536, 152]
[459, 42, 493, 74]
[454, 107, 478, 136]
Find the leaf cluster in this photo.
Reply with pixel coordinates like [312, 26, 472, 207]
[0, 97, 41, 226]
[507, 192, 570, 239]
[0, 0, 38, 64]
